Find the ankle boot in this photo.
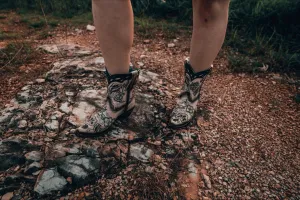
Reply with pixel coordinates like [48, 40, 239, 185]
[170, 60, 211, 128]
[77, 67, 140, 135]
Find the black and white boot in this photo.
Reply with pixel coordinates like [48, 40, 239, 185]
[77, 67, 140, 135]
[170, 59, 211, 128]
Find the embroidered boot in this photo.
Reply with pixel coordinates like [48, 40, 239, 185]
[170, 60, 211, 128]
[77, 67, 140, 135]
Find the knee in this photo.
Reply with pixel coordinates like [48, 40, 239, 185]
[193, 0, 230, 20]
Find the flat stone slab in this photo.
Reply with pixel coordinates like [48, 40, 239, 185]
[34, 168, 67, 195]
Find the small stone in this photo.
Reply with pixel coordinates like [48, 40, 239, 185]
[24, 162, 41, 175]
[59, 102, 72, 114]
[18, 120, 28, 129]
[130, 144, 154, 163]
[36, 78, 45, 83]
[143, 40, 150, 44]
[25, 151, 43, 162]
[137, 62, 144, 67]
[272, 74, 282, 81]
[1, 192, 14, 200]
[258, 64, 269, 72]
[168, 43, 175, 48]
[140, 55, 146, 59]
[44, 137, 53, 142]
[65, 91, 75, 97]
[145, 166, 154, 173]
[202, 174, 212, 189]
[86, 25, 95, 31]
[47, 132, 57, 138]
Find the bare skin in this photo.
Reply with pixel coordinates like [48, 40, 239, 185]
[92, 0, 230, 74]
[190, 0, 230, 72]
[92, 0, 134, 74]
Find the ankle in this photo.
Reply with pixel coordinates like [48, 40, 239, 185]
[187, 60, 211, 73]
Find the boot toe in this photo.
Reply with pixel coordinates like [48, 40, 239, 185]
[170, 107, 194, 127]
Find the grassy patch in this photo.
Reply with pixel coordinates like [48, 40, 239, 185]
[66, 12, 93, 25]
[225, 28, 300, 75]
[0, 41, 38, 73]
[20, 14, 46, 28]
[135, 17, 190, 39]
[0, 31, 20, 40]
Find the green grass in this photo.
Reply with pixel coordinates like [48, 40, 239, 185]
[135, 17, 190, 39]
[225, 26, 299, 75]
[20, 14, 46, 28]
[0, 31, 20, 40]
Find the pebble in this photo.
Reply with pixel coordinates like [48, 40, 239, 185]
[137, 62, 144, 67]
[36, 78, 46, 83]
[86, 25, 95, 31]
[168, 43, 176, 48]
[18, 120, 28, 129]
[24, 162, 41, 175]
[130, 144, 154, 163]
[25, 151, 43, 162]
[202, 174, 212, 189]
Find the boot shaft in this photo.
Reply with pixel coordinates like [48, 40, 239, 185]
[181, 60, 211, 103]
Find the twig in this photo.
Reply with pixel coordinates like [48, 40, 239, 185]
[0, 45, 24, 70]
[38, 0, 49, 27]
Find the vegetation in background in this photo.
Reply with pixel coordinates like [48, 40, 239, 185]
[0, 0, 299, 75]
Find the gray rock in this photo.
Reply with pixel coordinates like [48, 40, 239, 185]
[24, 162, 41, 175]
[25, 151, 43, 162]
[38, 44, 92, 56]
[34, 168, 67, 195]
[17, 120, 28, 129]
[0, 111, 14, 124]
[68, 101, 97, 127]
[130, 144, 154, 163]
[59, 102, 72, 114]
[45, 119, 59, 131]
[139, 70, 159, 83]
[56, 155, 101, 185]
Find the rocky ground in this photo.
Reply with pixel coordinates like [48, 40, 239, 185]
[0, 19, 299, 199]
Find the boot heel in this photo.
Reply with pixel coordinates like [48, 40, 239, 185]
[118, 108, 134, 119]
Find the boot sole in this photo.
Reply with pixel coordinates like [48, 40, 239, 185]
[168, 113, 195, 129]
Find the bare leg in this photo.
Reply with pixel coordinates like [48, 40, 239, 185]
[190, 0, 230, 72]
[92, 0, 134, 74]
